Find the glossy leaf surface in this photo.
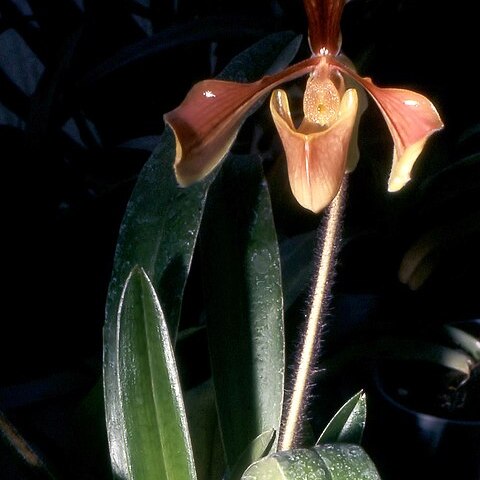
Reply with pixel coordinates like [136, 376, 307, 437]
[317, 391, 366, 445]
[242, 444, 381, 479]
[201, 155, 284, 469]
[109, 266, 196, 480]
[104, 31, 301, 476]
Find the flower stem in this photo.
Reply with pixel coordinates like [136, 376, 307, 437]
[279, 176, 347, 451]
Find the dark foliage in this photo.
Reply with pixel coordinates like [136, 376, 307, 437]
[0, 0, 478, 478]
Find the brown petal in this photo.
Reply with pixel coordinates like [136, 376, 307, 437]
[164, 58, 318, 187]
[303, 0, 347, 55]
[270, 88, 358, 213]
[338, 55, 368, 173]
[333, 58, 444, 191]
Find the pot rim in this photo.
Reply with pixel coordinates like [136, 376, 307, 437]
[372, 365, 480, 427]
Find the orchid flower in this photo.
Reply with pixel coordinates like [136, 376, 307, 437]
[164, 0, 443, 213]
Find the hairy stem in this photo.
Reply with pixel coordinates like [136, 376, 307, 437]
[279, 176, 347, 451]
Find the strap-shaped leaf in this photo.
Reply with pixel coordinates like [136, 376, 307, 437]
[317, 391, 366, 445]
[242, 444, 381, 479]
[104, 31, 302, 476]
[105, 30, 302, 344]
[109, 266, 196, 480]
[201, 155, 284, 468]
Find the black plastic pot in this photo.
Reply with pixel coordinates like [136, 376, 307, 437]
[363, 331, 480, 480]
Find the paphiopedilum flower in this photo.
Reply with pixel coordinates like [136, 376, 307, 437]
[164, 0, 443, 213]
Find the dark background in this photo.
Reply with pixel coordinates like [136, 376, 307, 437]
[1, 0, 478, 478]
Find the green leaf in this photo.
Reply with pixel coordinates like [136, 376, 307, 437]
[103, 30, 301, 476]
[317, 391, 366, 445]
[108, 266, 196, 480]
[201, 155, 284, 469]
[228, 429, 276, 480]
[105, 128, 211, 343]
[241, 444, 381, 479]
[184, 380, 225, 480]
[104, 30, 301, 344]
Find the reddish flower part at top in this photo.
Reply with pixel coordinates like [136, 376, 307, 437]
[164, 0, 443, 213]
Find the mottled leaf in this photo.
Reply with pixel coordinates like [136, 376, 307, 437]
[242, 444, 381, 479]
